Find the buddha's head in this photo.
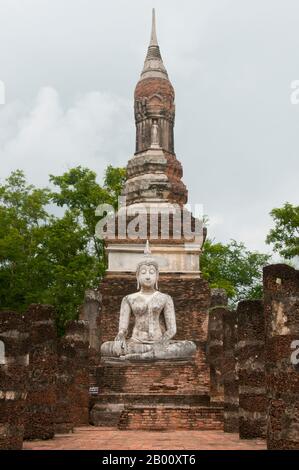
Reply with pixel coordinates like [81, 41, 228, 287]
[136, 261, 159, 290]
[136, 241, 159, 290]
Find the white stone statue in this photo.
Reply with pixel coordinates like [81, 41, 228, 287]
[101, 241, 196, 361]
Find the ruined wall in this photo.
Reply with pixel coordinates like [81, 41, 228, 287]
[264, 264, 299, 450]
[79, 289, 102, 397]
[223, 310, 239, 433]
[0, 311, 29, 450]
[210, 288, 228, 309]
[64, 320, 90, 427]
[24, 304, 58, 440]
[236, 300, 267, 439]
[207, 307, 225, 403]
[0, 305, 91, 448]
[79, 289, 101, 352]
[55, 335, 76, 434]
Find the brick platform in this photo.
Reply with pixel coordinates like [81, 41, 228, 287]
[118, 405, 223, 431]
[97, 359, 207, 395]
[91, 356, 220, 430]
[23, 426, 266, 450]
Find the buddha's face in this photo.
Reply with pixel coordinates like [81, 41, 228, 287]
[138, 264, 157, 290]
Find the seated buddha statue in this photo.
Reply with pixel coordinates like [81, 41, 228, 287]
[101, 242, 196, 361]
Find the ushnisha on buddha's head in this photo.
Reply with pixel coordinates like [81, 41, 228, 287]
[136, 241, 159, 291]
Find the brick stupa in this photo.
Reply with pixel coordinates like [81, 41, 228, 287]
[90, 9, 223, 430]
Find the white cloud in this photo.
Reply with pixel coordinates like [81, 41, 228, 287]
[0, 0, 298, 254]
[0, 87, 132, 186]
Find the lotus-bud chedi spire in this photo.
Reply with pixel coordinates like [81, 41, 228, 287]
[122, 9, 188, 207]
[134, 8, 176, 155]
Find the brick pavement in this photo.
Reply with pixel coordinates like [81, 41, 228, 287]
[23, 426, 266, 450]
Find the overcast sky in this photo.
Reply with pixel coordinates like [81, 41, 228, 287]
[0, 0, 298, 255]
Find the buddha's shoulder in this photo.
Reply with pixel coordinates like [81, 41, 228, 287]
[124, 292, 144, 303]
[157, 292, 172, 302]
[125, 291, 171, 303]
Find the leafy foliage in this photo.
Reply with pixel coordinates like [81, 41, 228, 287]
[0, 166, 125, 333]
[201, 239, 270, 307]
[266, 203, 299, 260]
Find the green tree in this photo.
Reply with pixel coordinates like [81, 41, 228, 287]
[36, 210, 99, 332]
[0, 166, 126, 333]
[49, 165, 126, 261]
[266, 203, 299, 259]
[201, 239, 270, 307]
[0, 170, 51, 311]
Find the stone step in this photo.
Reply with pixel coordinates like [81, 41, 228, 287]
[90, 393, 211, 407]
[118, 405, 224, 431]
[90, 402, 223, 431]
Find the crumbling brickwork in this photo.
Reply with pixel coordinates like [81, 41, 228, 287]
[64, 320, 90, 427]
[24, 304, 58, 440]
[54, 336, 75, 434]
[97, 360, 206, 395]
[236, 300, 267, 439]
[207, 307, 225, 403]
[223, 310, 239, 433]
[79, 289, 101, 352]
[0, 311, 29, 450]
[0, 304, 91, 447]
[118, 405, 223, 431]
[264, 264, 299, 450]
[210, 288, 228, 308]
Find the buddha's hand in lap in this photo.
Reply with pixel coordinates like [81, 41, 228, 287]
[159, 334, 171, 346]
[113, 332, 127, 356]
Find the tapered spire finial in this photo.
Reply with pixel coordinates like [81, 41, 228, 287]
[150, 8, 158, 46]
[140, 8, 168, 80]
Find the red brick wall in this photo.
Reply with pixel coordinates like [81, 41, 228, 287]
[23, 304, 57, 441]
[223, 310, 239, 433]
[97, 360, 207, 395]
[118, 405, 223, 431]
[0, 311, 29, 450]
[64, 321, 90, 427]
[236, 300, 267, 439]
[264, 264, 299, 450]
[207, 307, 225, 403]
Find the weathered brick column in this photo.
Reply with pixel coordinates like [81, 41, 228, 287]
[207, 306, 225, 403]
[264, 264, 299, 450]
[210, 288, 228, 309]
[0, 311, 29, 449]
[79, 289, 102, 399]
[236, 300, 267, 439]
[223, 310, 239, 433]
[79, 289, 101, 352]
[64, 320, 90, 427]
[24, 304, 58, 440]
[54, 337, 75, 434]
